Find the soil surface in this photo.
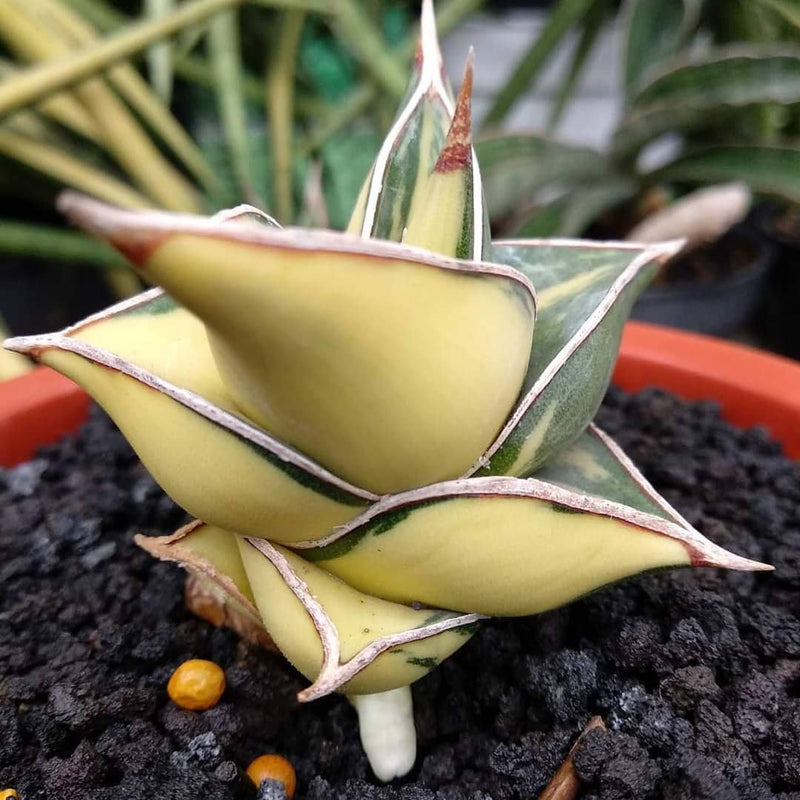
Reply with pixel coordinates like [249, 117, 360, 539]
[1, 388, 798, 799]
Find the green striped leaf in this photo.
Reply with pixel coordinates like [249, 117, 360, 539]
[239, 536, 480, 699]
[475, 238, 680, 478]
[548, 0, 610, 129]
[476, 134, 607, 223]
[403, 53, 488, 260]
[482, 0, 597, 126]
[614, 47, 800, 155]
[295, 473, 768, 618]
[534, 423, 690, 521]
[623, 0, 700, 95]
[347, 0, 453, 242]
[649, 144, 800, 204]
[5, 289, 376, 543]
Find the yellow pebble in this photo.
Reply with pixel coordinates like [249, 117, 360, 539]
[0, 790, 19, 800]
[167, 659, 225, 711]
[246, 754, 297, 798]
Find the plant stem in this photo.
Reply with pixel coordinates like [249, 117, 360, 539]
[208, 8, 261, 205]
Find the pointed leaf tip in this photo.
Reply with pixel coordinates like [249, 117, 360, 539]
[690, 539, 774, 573]
[57, 191, 166, 267]
[420, 0, 443, 72]
[3, 334, 54, 359]
[434, 50, 474, 174]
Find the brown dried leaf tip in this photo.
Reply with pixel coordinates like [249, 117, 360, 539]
[434, 49, 474, 174]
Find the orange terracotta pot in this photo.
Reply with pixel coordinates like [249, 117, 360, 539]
[614, 322, 800, 459]
[0, 367, 90, 467]
[1, 323, 799, 468]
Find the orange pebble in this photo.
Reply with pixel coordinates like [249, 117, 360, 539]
[167, 659, 225, 711]
[0, 790, 19, 800]
[246, 754, 297, 798]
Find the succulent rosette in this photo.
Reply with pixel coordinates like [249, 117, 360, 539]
[4, 1, 770, 781]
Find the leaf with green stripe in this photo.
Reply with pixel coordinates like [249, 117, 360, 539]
[474, 238, 680, 478]
[238, 534, 481, 699]
[403, 52, 488, 260]
[614, 47, 800, 155]
[57, 193, 536, 496]
[648, 144, 800, 204]
[623, 0, 701, 95]
[295, 473, 769, 618]
[534, 423, 691, 522]
[5, 288, 376, 543]
[548, 0, 611, 129]
[346, 0, 453, 242]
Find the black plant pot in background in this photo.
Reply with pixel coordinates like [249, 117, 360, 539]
[0, 188, 117, 337]
[751, 204, 800, 360]
[631, 224, 776, 338]
[0, 256, 117, 337]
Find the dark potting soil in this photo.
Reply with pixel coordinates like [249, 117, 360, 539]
[1, 388, 799, 800]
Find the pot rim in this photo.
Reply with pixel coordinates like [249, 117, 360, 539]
[2, 321, 799, 466]
[614, 321, 800, 459]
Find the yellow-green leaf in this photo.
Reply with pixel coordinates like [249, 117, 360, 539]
[297, 475, 771, 617]
[136, 520, 269, 647]
[4, 289, 374, 543]
[238, 535, 480, 698]
[403, 51, 488, 260]
[347, 0, 454, 242]
[59, 194, 537, 495]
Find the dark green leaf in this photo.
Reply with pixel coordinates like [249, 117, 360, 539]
[623, 0, 700, 94]
[482, 0, 598, 127]
[614, 47, 800, 154]
[649, 144, 800, 203]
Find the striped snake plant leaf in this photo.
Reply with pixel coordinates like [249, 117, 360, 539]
[403, 50, 488, 260]
[533, 423, 696, 522]
[346, 0, 454, 243]
[469, 238, 681, 479]
[5, 289, 375, 544]
[294, 472, 769, 618]
[239, 536, 481, 699]
[55, 193, 536, 495]
[622, 0, 701, 96]
[613, 46, 800, 157]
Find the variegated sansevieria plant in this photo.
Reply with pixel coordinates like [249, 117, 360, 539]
[4, 0, 771, 782]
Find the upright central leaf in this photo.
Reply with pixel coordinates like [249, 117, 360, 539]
[346, 0, 454, 242]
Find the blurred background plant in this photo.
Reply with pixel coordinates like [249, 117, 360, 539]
[471, 0, 800, 337]
[476, 0, 800, 239]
